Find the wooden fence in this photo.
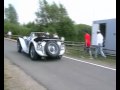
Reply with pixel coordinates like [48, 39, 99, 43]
[4, 34, 116, 56]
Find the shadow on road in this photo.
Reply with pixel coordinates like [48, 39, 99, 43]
[17, 51, 61, 62]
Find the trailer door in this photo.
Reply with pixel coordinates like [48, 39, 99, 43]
[91, 23, 99, 45]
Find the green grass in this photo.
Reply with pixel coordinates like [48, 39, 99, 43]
[5, 37, 116, 66]
[65, 46, 116, 66]
[11, 37, 18, 40]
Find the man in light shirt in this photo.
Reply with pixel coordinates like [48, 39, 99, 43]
[7, 30, 12, 38]
[95, 30, 106, 58]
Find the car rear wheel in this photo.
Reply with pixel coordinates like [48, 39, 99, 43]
[30, 45, 38, 60]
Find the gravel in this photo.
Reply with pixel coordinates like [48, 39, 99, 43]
[4, 58, 47, 90]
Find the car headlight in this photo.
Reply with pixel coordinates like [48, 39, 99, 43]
[61, 43, 65, 50]
[37, 42, 42, 50]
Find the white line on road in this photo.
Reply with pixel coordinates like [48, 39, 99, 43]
[4, 38, 116, 71]
[63, 56, 116, 71]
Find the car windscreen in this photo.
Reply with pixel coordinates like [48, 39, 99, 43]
[34, 33, 46, 37]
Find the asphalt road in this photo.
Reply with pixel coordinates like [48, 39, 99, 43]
[4, 39, 116, 90]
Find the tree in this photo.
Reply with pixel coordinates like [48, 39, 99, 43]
[4, 4, 19, 24]
[4, 21, 31, 36]
[35, 0, 75, 40]
[35, 0, 68, 24]
[74, 24, 92, 42]
[56, 17, 75, 41]
[23, 21, 40, 32]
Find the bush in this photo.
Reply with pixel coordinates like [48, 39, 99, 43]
[4, 22, 31, 36]
[4, 21, 92, 42]
[74, 24, 92, 42]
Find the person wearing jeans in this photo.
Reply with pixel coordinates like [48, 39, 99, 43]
[95, 30, 106, 58]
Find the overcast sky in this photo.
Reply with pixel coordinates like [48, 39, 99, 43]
[4, 0, 116, 25]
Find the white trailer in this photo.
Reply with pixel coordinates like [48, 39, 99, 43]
[91, 18, 116, 56]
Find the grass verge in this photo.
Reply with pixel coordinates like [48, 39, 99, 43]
[65, 46, 116, 68]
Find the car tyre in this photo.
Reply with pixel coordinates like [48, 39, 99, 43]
[17, 40, 22, 53]
[45, 41, 60, 58]
[30, 45, 38, 60]
[57, 55, 62, 59]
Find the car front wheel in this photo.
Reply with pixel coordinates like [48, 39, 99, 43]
[30, 45, 38, 60]
[17, 40, 22, 53]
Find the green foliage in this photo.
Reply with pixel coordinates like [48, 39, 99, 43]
[74, 24, 92, 42]
[4, 1, 92, 42]
[35, 0, 75, 41]
[23, 22, 39, 32]
[4, 4, 19, 24]
[4, 21, 31, 36]
[35, 0, 68, 25]
[56, 17, 75, 41]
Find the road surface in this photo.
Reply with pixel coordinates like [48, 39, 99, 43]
[4, 39, 116, 90]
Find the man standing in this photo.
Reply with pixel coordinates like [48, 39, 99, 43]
[95, 30, 106, 58]
[7, 30, 12, 38]
[84, 31, 92, 57]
